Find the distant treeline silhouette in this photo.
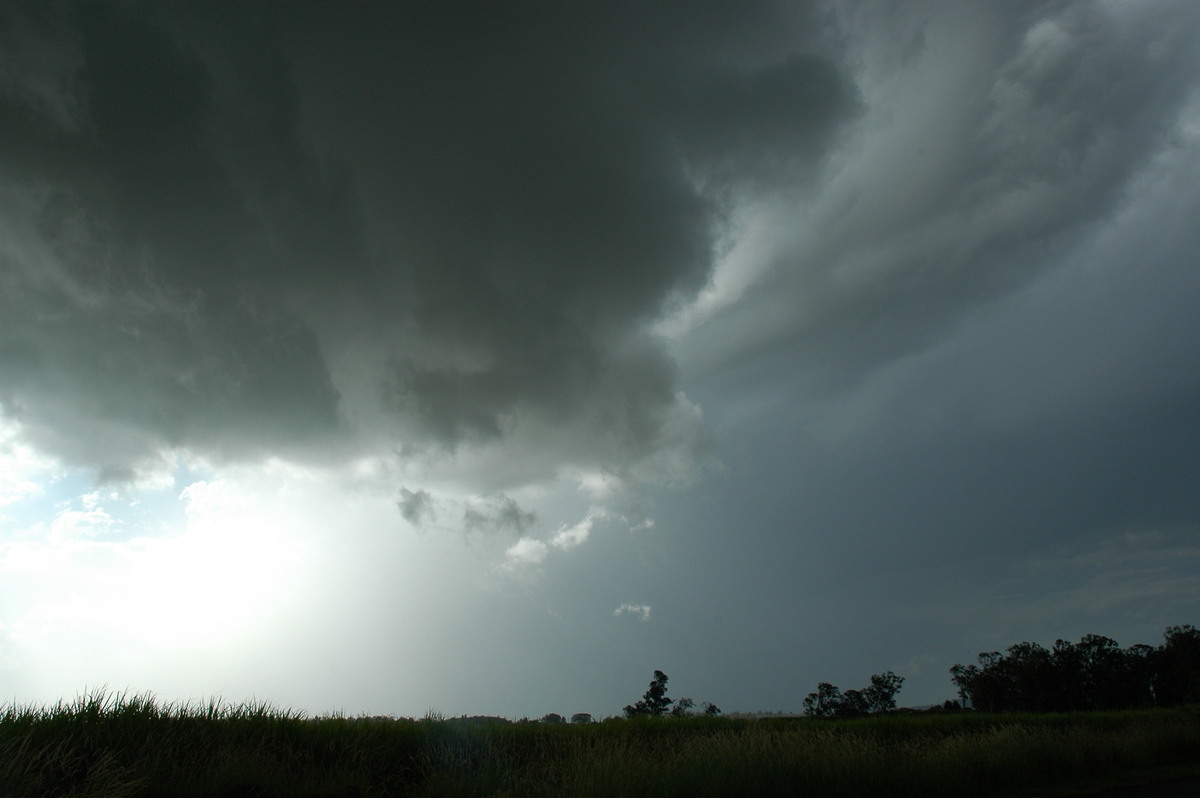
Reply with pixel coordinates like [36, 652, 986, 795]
[950, 625, 1200, 713]
[802, 671, 905, 719]
[623, 670, 721, 718]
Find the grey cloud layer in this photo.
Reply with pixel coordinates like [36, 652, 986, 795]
[0, 2, 854, 483]
[683, 1, 1200, 385]
[666, 1, 1200, 655]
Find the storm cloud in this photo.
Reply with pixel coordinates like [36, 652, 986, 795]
[0, 1, 854, 488]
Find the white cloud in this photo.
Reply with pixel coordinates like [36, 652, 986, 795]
[500, 506, 607, 573]
[551, 508, 606, 551]
[47, 507, 117, 543]
[0, 416, 59, 510]
[613, 603, 653, 622]
[504, 537, 549, 567]
[575, 470, 624, 501]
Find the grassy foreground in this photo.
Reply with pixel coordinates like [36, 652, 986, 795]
[2, 691, 1198, 797]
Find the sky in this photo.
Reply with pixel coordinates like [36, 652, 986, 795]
[2, 0, 1199, 720]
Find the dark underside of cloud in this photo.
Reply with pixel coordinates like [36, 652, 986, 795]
[0, 1, 855, 483]
[2, 0, 1199, 521]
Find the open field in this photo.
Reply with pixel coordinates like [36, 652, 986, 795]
[2, 691, 1198, 797]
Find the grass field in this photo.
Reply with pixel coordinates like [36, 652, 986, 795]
[2, 690, 1198, 797]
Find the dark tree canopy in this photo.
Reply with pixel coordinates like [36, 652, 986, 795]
[803, 671, 905, 719]
[622, 671, 721, 719]
[950, 625, 1200, 713]
[624, 670, 674, 718]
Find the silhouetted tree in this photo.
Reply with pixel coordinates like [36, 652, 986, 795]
[970, 652, 1008, 712]
[802, 682, 843, 719]
[1153, 625, 1200, 706]
[1050, 638, 1086, 711]
[670, 697, 695, 718]
[803, 672, 905, 719]
[949, 663, 979, 710]
[952, 644, 1060, 713]
[624, 670, 673, 717]
[864, 671, 905, 713]
[570, 713, 593, 724]
[1126, 643, 1157, 708]
[844, 689, 873, 718]
[1074, 634, 1138, 711]
[1005, 641, 1055, 712]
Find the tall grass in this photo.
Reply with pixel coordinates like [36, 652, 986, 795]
[2, 689, 1197, 797]
[0, 688, 425, 797]
[490, 711, 1200, 797]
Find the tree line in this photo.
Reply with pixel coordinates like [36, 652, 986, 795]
[802, 671, 905, 719]
[796, 624, 1199, 718]
[949, 624, 1200, 713]
[623, 670, 721, 718]
[624, 624, 1198, 723]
